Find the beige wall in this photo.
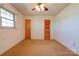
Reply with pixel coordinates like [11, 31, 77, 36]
[0, 4, 25, 55]
[27, 16, 54, 40]
[54, 3, 79, 55]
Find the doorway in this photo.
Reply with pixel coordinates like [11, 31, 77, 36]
[25, 20, 31, 39]
[44, 20, 50, 40]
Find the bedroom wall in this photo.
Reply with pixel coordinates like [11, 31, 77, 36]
[54, 3, 79, 55]
[0, 4, 25, 55]
[27, 16, 54, 40]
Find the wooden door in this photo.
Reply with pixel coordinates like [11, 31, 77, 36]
[44, 20, 50, 40]
[25, 20, 31, 39]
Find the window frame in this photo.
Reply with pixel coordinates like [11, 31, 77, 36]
[0, 6, 16, 29]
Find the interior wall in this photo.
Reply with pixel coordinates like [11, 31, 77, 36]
[28, 16, 54, 40]
[54, 3, 79, 55]
[0, 4, 25, 55]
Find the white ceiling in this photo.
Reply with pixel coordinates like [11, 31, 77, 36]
[11, 3, 70, 16]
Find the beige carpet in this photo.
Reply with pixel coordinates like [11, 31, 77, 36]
[1, 40, 77, 56]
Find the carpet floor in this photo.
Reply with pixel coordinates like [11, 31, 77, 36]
[1, 39, 78, 56]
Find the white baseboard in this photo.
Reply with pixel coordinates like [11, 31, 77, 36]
[55, 39, 79, 55]
[0, 39, 24, 55]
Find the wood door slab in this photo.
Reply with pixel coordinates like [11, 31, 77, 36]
[44, 20, 50, 40]
[25, 19, 31, 39]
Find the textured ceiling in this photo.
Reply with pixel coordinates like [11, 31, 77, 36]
[11, 3, 70, 16]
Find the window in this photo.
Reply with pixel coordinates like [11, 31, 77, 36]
[0, 7, 15, 28]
